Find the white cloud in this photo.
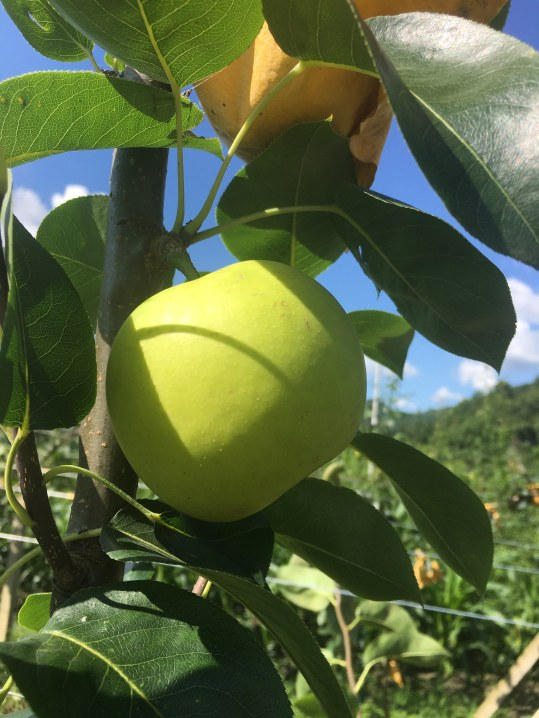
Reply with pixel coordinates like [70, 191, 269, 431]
[12, 187, 48, 236]
[507, 277, 539, 324]
[12, 184, 90, 236]
[432, 386, 463, 405]
[51, 184, 89, 208]
[503, 319, 539, 371]
[458, 360, 498, 393]
[364, 356, 377, 379]
[499, 278, 539, 373]
[403, 361, 419, 378]
[395, 397, 417, 412]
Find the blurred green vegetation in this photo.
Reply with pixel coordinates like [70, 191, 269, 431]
[1, 377, 538, 716]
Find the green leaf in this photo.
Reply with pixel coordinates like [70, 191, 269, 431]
[0, 217, 97, 429]
[202, 570, 353, 718]
[0, 144, 7, 198]
[17, 593, 51, 633]
[363, 13, 539, 268]
[103, 509, 353, 718]
[49, 0, 264, 88]
[1, 72, 202, 167]
[348, 310, 413, 378]
[362, 629, 449, 669]
[352, 433, 493, 595]
[262, 0, 373, 72]
[0, 581, 293, 718]
[264, 478, 420, 602]
[155, 509, 275, 584]
[36, 195, 107, 331]
[3, 711, 35, 718]
[1, 0, 93, 62]
[490, 0, 511, 30]
[183, 131, 224, 159]
[356, 600, 416, 634]
[293, 694, 328, 718]
[334, 184, 516, 370]
[217, 122, 352, 276]
[123, 562, 154, 581]
[100, 503, 183, 567]
[0, 158, 11, 333]
[104, 53, 126, 73]
[266, 1, 539, 268]
[103, 500, 274, 583]
[272, 560, 337, 612]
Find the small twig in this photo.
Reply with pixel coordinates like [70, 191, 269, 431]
[334, 591, 362, 718]
[15, 431, 87, 608]
[162, 233, 200, 281]
[192, 576, 209, 597]
[334, 592, 358, 693]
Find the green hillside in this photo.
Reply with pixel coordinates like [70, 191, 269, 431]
[390, 378, 539, 503]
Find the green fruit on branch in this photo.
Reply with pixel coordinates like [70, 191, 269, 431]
[107, 260, 366, 522]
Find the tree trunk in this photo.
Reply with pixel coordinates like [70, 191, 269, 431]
[55, 145, 172, 604]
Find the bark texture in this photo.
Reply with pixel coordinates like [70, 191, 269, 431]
[60, 146, 171, 601]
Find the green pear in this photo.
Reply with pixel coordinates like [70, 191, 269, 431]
[106, 260, 366, 522]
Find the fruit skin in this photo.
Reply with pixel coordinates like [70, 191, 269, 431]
[107, 260, 366, 522]
[196, 0, 507, 186]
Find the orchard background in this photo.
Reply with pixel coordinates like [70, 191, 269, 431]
[0, 1, 538, 717]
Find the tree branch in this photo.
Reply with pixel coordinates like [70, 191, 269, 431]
[15, 432, 86, 610]
[62, 146, 171, 596]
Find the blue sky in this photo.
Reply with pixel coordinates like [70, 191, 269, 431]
[1, 2, 538, 412]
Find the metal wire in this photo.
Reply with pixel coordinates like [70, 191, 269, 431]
[405, 550, 539, 576]
[266, 578, 539, 631]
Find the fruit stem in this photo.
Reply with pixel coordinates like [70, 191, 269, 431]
[0, 675, 13, 707]
[183, 61, 309, 239]
[163, 234, 200, 281]
[44, 464, 161, 523]
[4, 428, 35, 527]
[192, 204, 338, 244]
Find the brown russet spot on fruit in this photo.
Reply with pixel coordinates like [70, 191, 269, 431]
[196, 0, 506, 187]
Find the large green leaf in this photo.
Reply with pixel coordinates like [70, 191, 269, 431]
[201, 570, 353, 718]
[0, 216, 96, 429]
[0, 144, 7, 198]
[1, 72, 202, 167]
[352, 433, 493, 594]
[156, 510, 274, 584]
[36, 195, 107, 330]
[271, 559, 337, 613]
[217, 122, 352, 277]
[265, 1, 539, 268]
[334, 183, 516, 370]
[183, 132, 224, 159]
[1, 0, 93, 62]
[0, 149, 9, 325]
[490, 0, 511, 31]
[362, 629, 449, 669]
[348, 310, 414, 378]
[262, 0, 373, 72]
[264, 478, 420, 602]
[103, 500, 273, 583]
[49, 0, 264, 88]
[103, 509, 353, 718]
[363, 13, 539, 268]
[0, 581, 293, 718]
[356, 600, 416, 634]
